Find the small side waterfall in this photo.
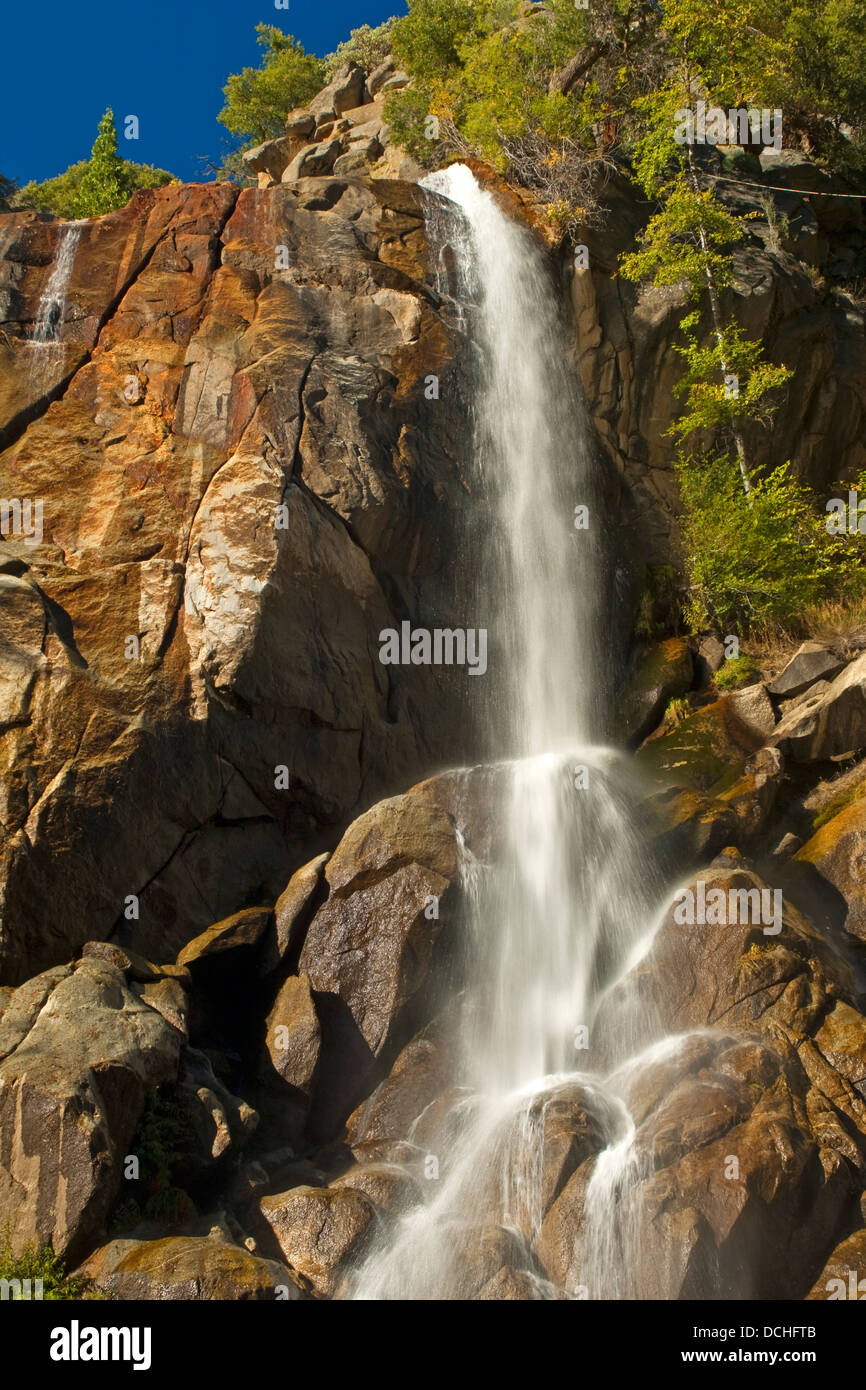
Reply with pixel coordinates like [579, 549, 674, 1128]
[28, 220, 84, 397]
[31, 221, 84, 345]
[348, 167, 675, 1300]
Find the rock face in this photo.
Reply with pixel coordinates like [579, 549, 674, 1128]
[0, 177, 473, 983]
[0, 956, 184, 1261]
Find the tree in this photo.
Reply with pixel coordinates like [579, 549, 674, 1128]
[218, 26, 326, 144]
[73, 110, 130, 216]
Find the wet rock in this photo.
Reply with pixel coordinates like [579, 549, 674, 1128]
[329, 1160, 418, 1213]
[76, 1233, 303, 1299]
[767, 641, 844, 699]
[346, 1025, 454, 1156]
[258, 1184, 375, 1296]
[473, 1265, 570, 1299]
[299, 793, 461, 1132]
[0, 957, 183, 1261]
[636, 698, 763, 794]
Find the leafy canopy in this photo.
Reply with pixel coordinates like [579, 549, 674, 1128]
[218, 25, 327, 143]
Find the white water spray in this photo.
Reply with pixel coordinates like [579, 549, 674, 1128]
[349, 167, 668, 1300]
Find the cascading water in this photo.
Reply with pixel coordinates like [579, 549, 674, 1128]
[29, 220, 84, 391]
[349, 166, 673, 1300]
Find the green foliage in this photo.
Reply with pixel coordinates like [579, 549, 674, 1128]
[669, 322, 793, 443]
[620, 182, 743, 300]
[635, 564, 683, 639]
[218, 25, 326, 143]
[391, 0, 482, 84]
[74, 110, 129, 217]
[665, 695, 691, 725]
[13, 112, 176, 219]
[0, 1232, 105, 1299]
[325, 19, 396, 78]
[714, 654, 760, 689]
[135, 1087, 196, 1189]
[677, 455, 866, 634]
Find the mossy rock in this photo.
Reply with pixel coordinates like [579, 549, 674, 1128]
[617, 638, 694, 745]
[635, 698, 763, 795]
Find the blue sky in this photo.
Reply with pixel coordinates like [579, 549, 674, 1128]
[1, 0, 403, 186]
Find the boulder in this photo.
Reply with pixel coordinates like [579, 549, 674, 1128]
[795, 797, 866, 942]
[767, 641, 844, 699]
[329, 1160, 418, 1213]
[771, 652, 866, 762]
[0, 957, 184, 1261]
[696, 634, 726, 682]
[176, 907, 272, 968]
[242, 138, 291, 182]
[284, 110, 316, 141]
[259, 973, 321, 1099]
[261, 853, 328, 975]
[308, 64, 367, 126]
[298, 792, 461, 1133]
[617, 638, 694, 744]
[725, 683, 776, 738]
[281, 139, 345, 183]
[258, 1184, 375, 1296]
[380, 72, 410, 93]
[806, 1229, 866, 1299]
[636, 698, 763, 794]
[346, 1026, 453, 1155]
[366, 60, 396, 97]
[76, 1233, 303, 1299]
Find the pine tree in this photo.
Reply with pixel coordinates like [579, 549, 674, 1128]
[74, 110, 129, 217]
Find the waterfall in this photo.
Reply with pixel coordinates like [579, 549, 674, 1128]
[28, 220, 84, 397]
[348, 167, 669, 1300]
[31, 221, 84, 345]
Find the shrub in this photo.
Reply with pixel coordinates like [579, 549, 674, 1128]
[0, 1232, 105, 1299]
[714, 654, 760, 690]
[324, 19, 396, 78]
[677, 456, 866, 636]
